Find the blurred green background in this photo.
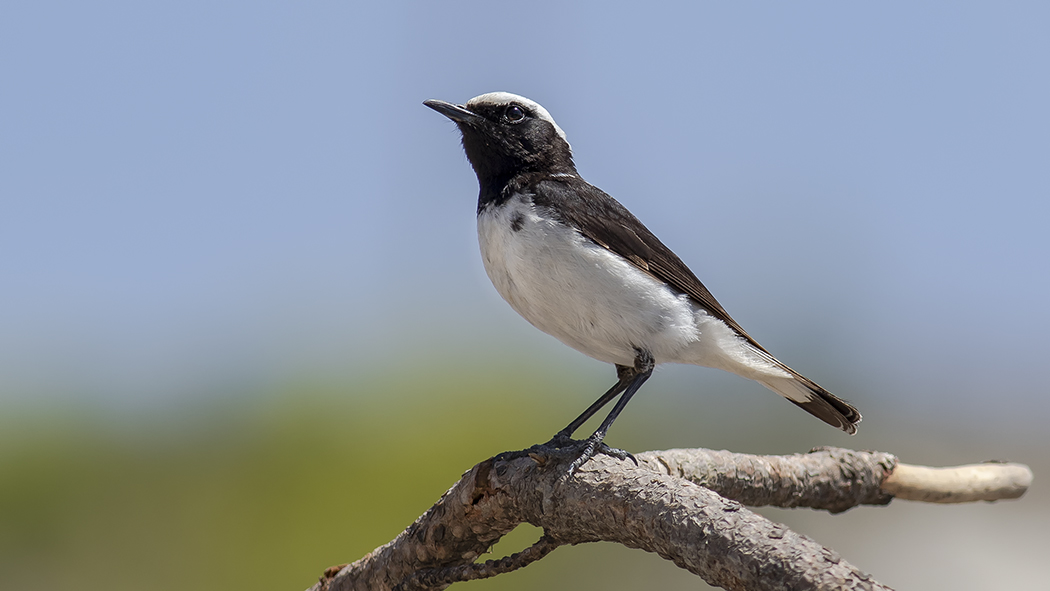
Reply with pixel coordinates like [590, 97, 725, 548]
[2, 353, 1046, 590]
[2, 2, 1048, 590]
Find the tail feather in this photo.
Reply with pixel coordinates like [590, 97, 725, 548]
[759, 372, 861, 435]
[692, 320, 862, 434]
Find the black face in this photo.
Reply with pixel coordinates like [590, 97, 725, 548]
[439, 99, 576, 186]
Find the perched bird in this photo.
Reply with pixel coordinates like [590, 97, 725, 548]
[424, 92, 860, 472]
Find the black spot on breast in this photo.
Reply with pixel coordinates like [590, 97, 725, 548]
[510, 211, 525, 232]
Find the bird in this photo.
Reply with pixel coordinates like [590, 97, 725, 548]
[424, 92, 860, 473]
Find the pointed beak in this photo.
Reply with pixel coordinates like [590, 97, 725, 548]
[423, 99, 481, 123]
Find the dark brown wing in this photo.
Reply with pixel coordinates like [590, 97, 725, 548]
[529, 176, 770, 354]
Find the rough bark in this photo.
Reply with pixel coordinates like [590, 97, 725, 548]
[636, 446, 897, 514]
[309, 446, 1031, 591]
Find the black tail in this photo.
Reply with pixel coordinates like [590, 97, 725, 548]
[759, 371, 861, 434]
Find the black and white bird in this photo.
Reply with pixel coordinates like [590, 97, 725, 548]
[424, 92, 860, 472]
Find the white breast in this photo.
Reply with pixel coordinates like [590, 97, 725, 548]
[476, 193, 701, 366]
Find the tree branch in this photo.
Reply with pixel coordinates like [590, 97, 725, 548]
[881, 461, 1032, 503]
[636, 446, 897, 513]
[309, 446, 1031, 591]
[392, 534, 560, 591]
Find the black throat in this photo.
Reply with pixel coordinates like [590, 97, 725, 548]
[477, 170, 578, 215]
[455, 119, 577, 214]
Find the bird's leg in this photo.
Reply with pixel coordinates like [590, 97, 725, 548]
[565, 351, 654, 476]
[494, 351, 654, 475]
[547, 365, 633, 445]
[493, 368, 630, 464]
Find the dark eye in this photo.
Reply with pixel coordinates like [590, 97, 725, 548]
[504, 104, 526, 123]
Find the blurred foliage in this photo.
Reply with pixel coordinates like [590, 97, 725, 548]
[0, 364, 708, 591]
[1, 359, 1044, 590]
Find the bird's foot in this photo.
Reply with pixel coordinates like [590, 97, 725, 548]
[564, 432, 637, 477]
[491, 433, 573, 463]
[494, 431, 636, 478]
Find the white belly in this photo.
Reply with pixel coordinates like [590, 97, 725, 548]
[476, 193, 701, 366]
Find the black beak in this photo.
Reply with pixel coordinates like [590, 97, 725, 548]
[423, 99, 481, 123]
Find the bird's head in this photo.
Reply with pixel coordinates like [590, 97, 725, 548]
[424, 92, 576, 185]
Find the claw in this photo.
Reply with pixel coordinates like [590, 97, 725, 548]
[564, 434, 636, 477]
[495, 434, 636, 478]
[599, 444, 637, 465]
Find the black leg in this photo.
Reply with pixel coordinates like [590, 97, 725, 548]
[554, 364, 633, 439]
[589, 369, 650, 448]
[493, 351, 655, 475]
[567, 352, 653, 475]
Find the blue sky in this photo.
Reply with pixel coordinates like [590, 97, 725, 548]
[2, 2, 1048, 420]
